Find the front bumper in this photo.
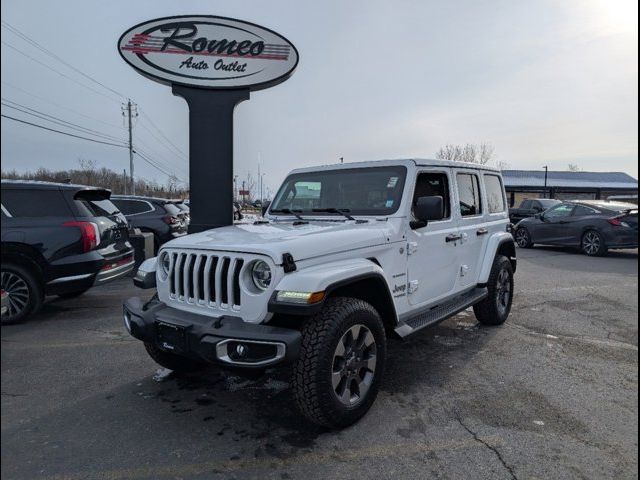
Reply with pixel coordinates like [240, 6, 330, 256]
[123, 297, 301, 368]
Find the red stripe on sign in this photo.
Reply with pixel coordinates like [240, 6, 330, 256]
[121, 46, 289, 61]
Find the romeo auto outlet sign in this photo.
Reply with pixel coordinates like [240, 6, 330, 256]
[118, 15, 299, 90]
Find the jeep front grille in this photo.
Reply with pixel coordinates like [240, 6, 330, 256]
[168, 252, 245, 308]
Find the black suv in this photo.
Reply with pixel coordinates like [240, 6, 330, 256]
[1, 180, 135, 324]
[110, 195, 187, 253]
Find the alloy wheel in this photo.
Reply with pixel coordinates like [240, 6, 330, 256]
[1, 271, 30, 321]
[515, 228, 529, 247]
[331, 324, 377, 407]
[583, 231, 601, 255]
[496, 268, 512, 315]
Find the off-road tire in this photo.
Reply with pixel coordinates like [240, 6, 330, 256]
[292, 297, 386, 429]
[474, 255, 514, 326]
[1, 263, 43, 325]
[515, 227, 534, 248]
[581, 230, 608, 257]
[144, 342, 205, 373]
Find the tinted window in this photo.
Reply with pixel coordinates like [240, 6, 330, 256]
[545, 204, 575, 218]
[75, 199, 120, 217]
[1, 189, 72, 217]
[112, 199, 153, 215]
[521, 200, 532, 209]
[573, 205, 599, 216]
[271, 166, 407, 216]
[457, 173, 482, 216]
[413, 172, 451, 219]
[484, 175, 506, 213]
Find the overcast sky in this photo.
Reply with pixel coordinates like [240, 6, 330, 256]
[1, 0, 638, 195]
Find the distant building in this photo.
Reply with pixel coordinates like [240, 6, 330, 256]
[502, 170, 638, 207]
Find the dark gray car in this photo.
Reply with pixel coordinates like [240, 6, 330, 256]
[110, 196, 187, 253]
[514, 200, 638, 256]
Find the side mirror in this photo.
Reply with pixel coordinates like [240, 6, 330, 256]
[261, 200, 271, 217]
[411, 196, 444, 229]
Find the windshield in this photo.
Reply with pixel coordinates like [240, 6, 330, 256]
[270, 166, 407, 216]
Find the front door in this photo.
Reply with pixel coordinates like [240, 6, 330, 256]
[407, 170, 461, 307]
[536, 203, 575, 244]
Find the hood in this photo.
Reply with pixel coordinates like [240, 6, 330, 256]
[162, 220, 394, 263]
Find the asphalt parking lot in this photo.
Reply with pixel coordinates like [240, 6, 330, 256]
[1, 247, 638, 480]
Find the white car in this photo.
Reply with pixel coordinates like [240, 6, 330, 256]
[125, 159, 516, 428]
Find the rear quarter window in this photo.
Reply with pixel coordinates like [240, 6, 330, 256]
[1, 189, 72, 217]
[484, 175, 506, 213]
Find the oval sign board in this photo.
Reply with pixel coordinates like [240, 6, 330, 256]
[118, 15, 298, 90]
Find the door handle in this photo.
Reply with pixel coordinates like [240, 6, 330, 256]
[446, 234, 462, 243]
[476, 228, 489, 236]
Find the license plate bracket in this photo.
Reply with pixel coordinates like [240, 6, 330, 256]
[155, 321, 187, 353]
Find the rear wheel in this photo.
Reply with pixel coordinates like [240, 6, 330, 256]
[515, 227, 534, 248]
[1, 263, 43, 325]
[581, 230, 607, 256]
[292, 297, 386, 429]
[474, 255, 514, 326]
[144, 342, 205, 373]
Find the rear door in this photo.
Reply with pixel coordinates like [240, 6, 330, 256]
[453, 169, 486, 288]
[1, 187, 80, 263]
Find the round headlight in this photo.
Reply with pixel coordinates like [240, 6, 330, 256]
[251, 260, 272, 291]
[159, 252, 171, 279]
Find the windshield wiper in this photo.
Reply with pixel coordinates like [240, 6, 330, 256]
[270, 208, 305, 221]
[312, 208, 355, 221]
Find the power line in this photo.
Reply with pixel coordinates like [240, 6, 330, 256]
[134, 144, 188, 179]
[1, 114, 128, 148]
[138, 110, 188, 160]
[1, 81, 125, 130]
[1, 40, 122, 104]
[134, 149, 186, 183]
[1, 99, 127, 143]
[1, 20, 126, 100]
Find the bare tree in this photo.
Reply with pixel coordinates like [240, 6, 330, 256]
[435, 143, 495, 165]
[567, 163, 581, 172]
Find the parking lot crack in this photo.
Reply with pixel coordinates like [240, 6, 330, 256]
[454, 411, 517, 480]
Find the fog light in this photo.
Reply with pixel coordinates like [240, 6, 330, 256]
[235, 344, 248, 358]
[123, 310, 131, 333]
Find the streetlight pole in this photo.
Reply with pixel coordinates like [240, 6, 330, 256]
[543, 165, 549, 198]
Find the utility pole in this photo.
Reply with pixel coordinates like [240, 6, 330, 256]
[543, 165, 549, 198]
[122, 99, 138, 194]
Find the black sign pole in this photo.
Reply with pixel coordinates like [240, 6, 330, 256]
[172, 85, 250, 233]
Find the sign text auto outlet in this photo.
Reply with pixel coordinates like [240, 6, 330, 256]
[118, 16, 298, 233]
[118, 16, 299, 90]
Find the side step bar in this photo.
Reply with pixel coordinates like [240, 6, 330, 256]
[394, 287, 488, 338]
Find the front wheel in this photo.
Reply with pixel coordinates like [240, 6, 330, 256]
[581, 230, 607, 256]
[515, 227, 534, 248]
[292, 297, 386, 429]
[474, 255, 514, 326]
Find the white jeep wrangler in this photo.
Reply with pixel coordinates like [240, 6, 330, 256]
[124, 159, 516, 428]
